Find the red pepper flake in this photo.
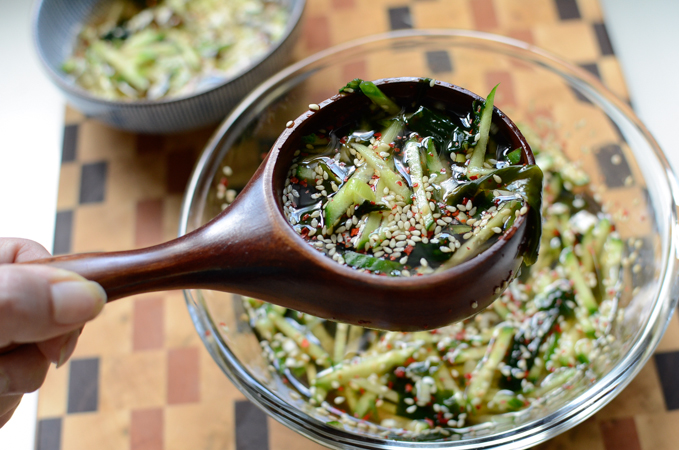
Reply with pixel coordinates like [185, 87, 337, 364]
[302, 213, 310, 221]
[413, 183, 419, 188]
[404, 245, 414, 255]
[300, 179, 308, 187]
[205, 330, 211, 337]
[408, 226, 416, 231]
[389, 143, 395, 148]
[405, 383, 413, 393]
[405, 357, 416, 365]
[470, 175, 478, 180]
[464, 373, 473, 380]
[424, 418, 434, 427]
[374, 132, 382, 139]
[394, 367, 405, 378]
[290, 176, 299, 184]
[350, 228, 359, 236]
[219, 177, 228, 187]
[397, 181, 403, 186]
[300, 338, 310, 348]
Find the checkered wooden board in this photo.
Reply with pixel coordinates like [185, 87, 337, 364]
[34, 1, 679, 449]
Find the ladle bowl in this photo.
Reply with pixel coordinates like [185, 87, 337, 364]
[31, 77, 534, 331]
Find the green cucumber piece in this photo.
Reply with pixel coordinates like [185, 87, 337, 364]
[440, 201, 521, 269]
[359, 81, 400, 115]
[324, 165, 373, 228]
[468, 85, 498, 173]
[314, 346, 418, 389]
[506, 148, 522, 164]
[466, 325, 514, 412]
[424, 137, 451, 181]
[560, 247, 599, 314]
[404, 139, 435, 230]
[351, 143, 411, 200]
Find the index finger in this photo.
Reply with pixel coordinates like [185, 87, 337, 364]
[0, 238, 51, 264]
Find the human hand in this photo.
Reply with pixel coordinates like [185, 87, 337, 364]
[0, 238, 106, 428]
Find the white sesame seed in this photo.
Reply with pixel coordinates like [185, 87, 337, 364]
[420, 258, 429, 267]
[286, 120, 294, 128]
[309, 103, 320, 111]
[493, 174, 502, 184]
[492, 227, 502, 234]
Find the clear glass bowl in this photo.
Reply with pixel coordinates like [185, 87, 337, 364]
[179, 30, 679, 449]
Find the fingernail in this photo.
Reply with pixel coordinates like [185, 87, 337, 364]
[51, 281, 107, 325]
[56, 330, 81, 369]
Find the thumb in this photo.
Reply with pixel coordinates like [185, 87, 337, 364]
[0, 265, 106, 347]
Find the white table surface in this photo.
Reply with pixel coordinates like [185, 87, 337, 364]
[1, 0, 678, 448]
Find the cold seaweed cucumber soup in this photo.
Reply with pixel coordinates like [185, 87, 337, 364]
[281, 79, 543, 276]
[230, 80, 627, 440]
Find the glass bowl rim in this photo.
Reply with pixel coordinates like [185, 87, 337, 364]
[179, 29, 679, 449]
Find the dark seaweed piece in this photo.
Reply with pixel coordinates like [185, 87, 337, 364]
[445, 164, 544, 265]
[500, 283, 575, 391]
[343, 251, 403, 274]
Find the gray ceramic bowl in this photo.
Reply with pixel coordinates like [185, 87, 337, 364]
[32, 0, 305, 133]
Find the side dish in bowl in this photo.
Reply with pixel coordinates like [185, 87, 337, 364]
[32, 0, 305, 132]
[62, 0, 289, 101]
[180, 31, 679, 449]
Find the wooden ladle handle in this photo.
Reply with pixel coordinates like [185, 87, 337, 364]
[30, 174, 284, 301]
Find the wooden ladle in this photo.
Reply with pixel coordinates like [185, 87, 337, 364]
[32, 78, 535, 331]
